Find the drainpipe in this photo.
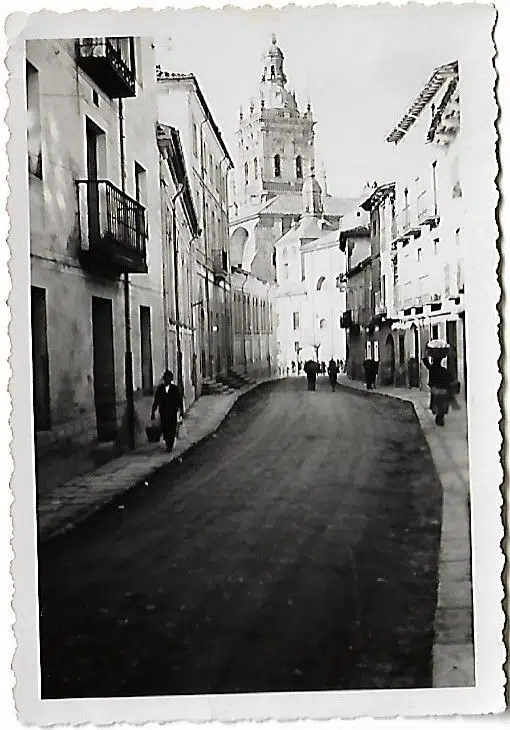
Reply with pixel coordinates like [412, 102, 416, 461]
[119, 98, 135, 451]
[240, 271, 249, 374]
[199, 117, 212, 379]
[188, 231, 202, 400]
[160, 168, 170, 370]
[219, 155, 234, 372]
[171, 183, 185, 396]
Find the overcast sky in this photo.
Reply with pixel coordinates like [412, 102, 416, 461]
[155, 4, 489, 198]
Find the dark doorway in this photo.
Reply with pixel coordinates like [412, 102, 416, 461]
[92, 296, 117, 442]
[408, 325, 420, 388]
[31, 286, 51, 431]
[446, 320, 458, 381]
[139, 305, 153, 395]
[385, 334, 395, 384]
[86, 117, 104, 244]
[398, 334, 405, 366]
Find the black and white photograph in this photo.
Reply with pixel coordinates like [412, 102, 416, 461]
[6, 1, 505, 724]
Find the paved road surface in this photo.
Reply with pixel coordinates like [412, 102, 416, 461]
[38, 378, 442, 697]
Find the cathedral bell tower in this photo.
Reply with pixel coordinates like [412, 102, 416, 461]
[235, 35, 317, 210]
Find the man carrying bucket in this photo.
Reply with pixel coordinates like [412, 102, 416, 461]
[421, 340, 459, 427]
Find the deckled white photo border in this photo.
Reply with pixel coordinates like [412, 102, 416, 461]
[4, 0, 506, 725]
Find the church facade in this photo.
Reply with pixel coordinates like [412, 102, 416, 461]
[229, 35, 358, 375]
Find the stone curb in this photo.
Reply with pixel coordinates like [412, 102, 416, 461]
[38, 378, 277, 544]
[336, 376, 474, 688]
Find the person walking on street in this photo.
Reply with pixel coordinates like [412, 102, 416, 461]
[151, 370, 184, 451]
[327, 358, 339, 392]
[304, 359, 318, 391]
[363, 357, 378, 390]
[422, 342, 458, 426]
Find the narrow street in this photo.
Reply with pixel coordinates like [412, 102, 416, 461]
[38, 378, 443, 698]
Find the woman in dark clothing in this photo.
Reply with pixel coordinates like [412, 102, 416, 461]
[327, 358, 339, 392]
[151, 370, 184, 451]
[421, 355, 454, 426]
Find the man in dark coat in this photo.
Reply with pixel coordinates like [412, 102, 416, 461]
[363, 358, 379, 390]
[303, 360, 318, 391]
[327, 358, 339, 392]
[151, 370, 184, 451]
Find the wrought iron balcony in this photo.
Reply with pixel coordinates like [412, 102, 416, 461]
[76, 38, 136, 98]
[76, 179, 148, 275]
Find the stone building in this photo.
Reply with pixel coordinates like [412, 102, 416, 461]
[229, 35, 356, 375]
[342, 61, 466, 394]
[28, 37, 167, 475]
[274, 172, 362, 369]
[156, 123, 201, 408]
[156, 69, 234, 383]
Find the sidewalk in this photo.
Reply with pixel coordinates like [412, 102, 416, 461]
[37, 380, 272, 543]
[337, 374, 474, 688]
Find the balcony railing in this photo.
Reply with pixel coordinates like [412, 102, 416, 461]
[76, 38, 136, 98]
[76, 179, 147, 275]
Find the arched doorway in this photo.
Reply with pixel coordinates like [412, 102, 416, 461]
[385, 334, 395, 384]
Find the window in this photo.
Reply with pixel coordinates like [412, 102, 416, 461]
[26, 61, 42, 179]
[301, 251, 306, 281]
[432, 324, 439, 339]
[296, 155, 303, 179]
[203, 144, 208, 176]
[366, 341, 372, 359]
[373, 341, 379, 361]
[209, 153, 214, 180]
[283, 262, 289, 280]
[417, 247, 422, 262]
[271, 64, 275, 79]
[455, 228, 461, 245]
[192, 121, 198, 157]
[254, 158, 258, 180]
[274, 154, 281, 178]
[244, 162, 249, 186]
[293, 312, 299, 330]
[139, 305, 153, 395]
[319, 318, 327, 329]
[282, 247, 288, 260]
[434, 238, 439, 255]
[316, 276, 326, 291]
[134, 161, 147, 204]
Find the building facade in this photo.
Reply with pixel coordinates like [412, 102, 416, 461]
[274, 174, 355, 369]
[157, 123, 201, 408]
[156, 69, 234, 383]
[230, 269, 275, 378]
[342, 61, 466, 394]
[229, 35, 357, 376]
[28, 37, 167, 470]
